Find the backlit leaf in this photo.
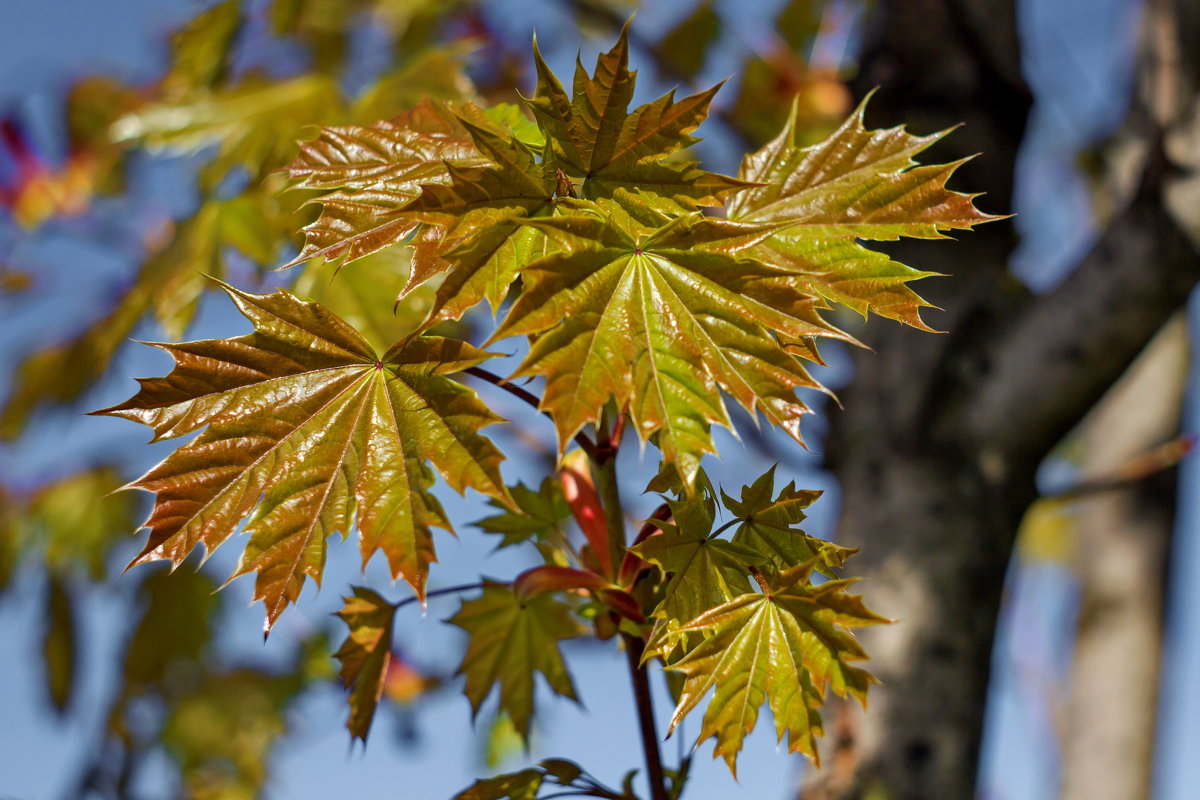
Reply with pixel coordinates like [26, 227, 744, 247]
[94, 283, 509, 630]
[722, 466, 853, 576]
[494, 206, 848, 485]
[528, 26, 744, 209]
[448, 584, 582, 738]
[727, 96, 999, 328]
[663, 563, 888, 773]
[283, 99, 490, 268]
[334, 587, 397, 742]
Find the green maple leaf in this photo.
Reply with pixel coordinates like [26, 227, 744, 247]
[399, 118, 556, 324]
[494, 206, 848, 485]
[93, 282, 509, 631]
[631, 497, 758, 624]
[663, 563, 888, 773]
[284, 99, 491, 268]
[723, 467, 854, 576]
[448, 584, 582, 738]
[527, 24, 744, 210]
[453, 759, 586, 800]
[727, 96, 1000, 328]
[334, 587, 397, 742]
[476, 477, 570, 549]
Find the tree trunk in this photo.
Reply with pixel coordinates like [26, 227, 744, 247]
[1059, 317, 1187, 800]
[798, 1, 1200, 798]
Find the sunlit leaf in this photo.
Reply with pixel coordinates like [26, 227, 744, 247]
[94, 283, 509, 630]
[727, 96, 999, 328]
[476, 477, 570, 549]
[663, 563, 888, 773]
[722, 466, 853, 576]
[494, 207, 847, 485]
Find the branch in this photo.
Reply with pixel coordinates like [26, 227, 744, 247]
[951, 147, 1199, 466]
[622, 633, 670, 800]
[464, 367, 601, 460]
[391, 582, 486, 610]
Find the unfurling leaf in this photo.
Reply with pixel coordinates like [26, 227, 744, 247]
[448, 584, 583, 738]
[334, 587, 396, 742]
[728, 96, 1000, 328]
[722, 466, 854, 576]
[528, 25, 744, 209]
[94, 283, 509, 631]
[662, 563, 888, 773]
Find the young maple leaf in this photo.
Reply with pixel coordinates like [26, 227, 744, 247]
[631, 496, 758, 625]
[663, 562, 889, 774]
[722, 466, 855, 576]
[493, 205, 850, 486]
[448, 584, 583, 738]
[526, 23, 745, 209]
[282, 99, 492, 268]
[398, 119, 557, 325]
[93, 282, 509, 632]
[727, 95, 1001, 329]
[334, 587, 397, 742]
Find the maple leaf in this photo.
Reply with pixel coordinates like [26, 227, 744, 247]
[399, 118, 556, 324]
[334, 587, 397, 742]
[93, 282, 509, 631]
[727, 96, 1000, 328]
[448, 584, 582, 738]
[631, 496, 758, 625]
[722, 467, 855, 576]
[663, 563, 888, 773]
[283, 99, 491, 268]
[493, 205, 849, 485]
[527, 24, 744, 210]
[453, 759, 587, 800]
[476, 477, 570, 549]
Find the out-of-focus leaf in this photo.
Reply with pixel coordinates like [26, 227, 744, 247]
[476, 478, 570, 548]
[162, 668, 300, 800]
[0, 191, 286, 437]
[41, 574, 77, 714]
[728, 96, 1000, 328]
[333, 587, 396, 742]
[94, 284, 509, 630]
[27, 466, 136, 580]
[163, 0, 241, 93]
[448, 584, 582, 738]
[123, 568, 218, 691]
[777, 0, 822, 51]
[663, 563, 888, 773]
[494, 208, 847, 486]
[655, 1, 720, 81]
[112, 74, 342, 186]
[722, 466, 853, 577]
[485, 712, 524, 769]
[292, 246, 434, 353]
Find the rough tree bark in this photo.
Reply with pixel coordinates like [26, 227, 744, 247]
[798, 1, 1200, 799]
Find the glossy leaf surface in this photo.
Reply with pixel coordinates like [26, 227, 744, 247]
[94, 283, 508, 630]
[663, 563, 888, 772]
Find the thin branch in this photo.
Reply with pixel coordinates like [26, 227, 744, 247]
[392, 582, 487, 611]
[464, 366, 601, 460]
[1044, 434, 1195, 501]
[622, 633, 670, 800]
